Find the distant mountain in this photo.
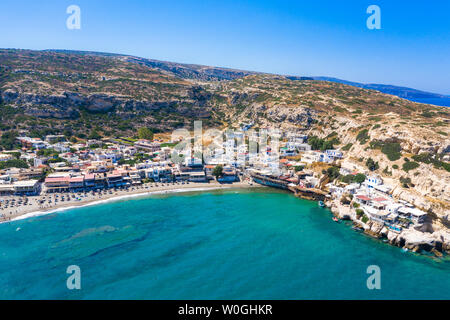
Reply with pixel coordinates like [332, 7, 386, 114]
[309, 76, 449, 100]
[286, 76, 450, 107]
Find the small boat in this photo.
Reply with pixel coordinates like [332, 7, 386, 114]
[332, 217, 339, 223]
[318, 201, 325, 207]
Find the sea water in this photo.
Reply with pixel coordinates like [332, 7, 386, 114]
[0, 189, 448, 299]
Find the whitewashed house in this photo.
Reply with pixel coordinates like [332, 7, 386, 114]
[374, 184, 391, 194]
[365, 175, 383, 189]
[409, 208, 427, 224]
[344, 183, 360, 194]
[301, 151, 320, 164]
[386, 202, 402, 214]
[397, 206, 427, 224]
[325, 149, 343, 159]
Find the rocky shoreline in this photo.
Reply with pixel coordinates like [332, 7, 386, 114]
[328, 199, 450, 257]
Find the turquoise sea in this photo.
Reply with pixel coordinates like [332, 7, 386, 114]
[0, 189, 449, 299]
[406, 97, 450, 107]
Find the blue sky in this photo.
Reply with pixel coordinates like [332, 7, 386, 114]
[1, 0, 449, 94]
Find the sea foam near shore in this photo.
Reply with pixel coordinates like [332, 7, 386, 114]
[7, 186, 249, 223]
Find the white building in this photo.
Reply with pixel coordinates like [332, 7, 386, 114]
[386, 202, 402, 214]
[365, 175, 383, 189]
[325, 149, 343, 159]
[184, 157, 202, 167]
[317, 152, 334, 163]
[345, 183, 360, 194]
[397, 206, 427, 224]
[0, 180, 41, 195]
[374, 184, 391, 194]
[52, 142, 70, 153]
[301, 151, 320, 164]
[17, 137, 47, 149]
[409, 208, 427, 224]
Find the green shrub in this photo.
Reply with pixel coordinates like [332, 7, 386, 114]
[366, 158, 379, 171]
[442, 162, 450, 172]
[412, 153, 450, 172]
[412, 153, 433, 164]
[212, 165, 224, 179]
[400, 176, 414, 188]
[0, 159, 29, 169]
[340, 173, 366, 184]
[340, 174, 354, 183]
[361, 214, 369, 224]
[369, 140, 402, 161]
[381, 142, 402, 161]
[88, 130, 102, 140]
[137, 127, 154, 140]
[356, 129, 370, 144]
[353, 173, 366, 183]
[326, 166, 340, 181]
[325, 131, 338, 139]
[308, 136, 335, 151]
[342, 143, 353, 151]
[333, 106, 346, 113]
[369, 116, 382, 122]
[0, 131, 20, 150]
[355, 209, 364, 217]
[402, 161, 420, 172]
[37, 148, 59, 157]
[420, 111, 433, 118]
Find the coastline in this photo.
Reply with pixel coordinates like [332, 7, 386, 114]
[327, 198, 450, 257]
[0, 181, 263, 224]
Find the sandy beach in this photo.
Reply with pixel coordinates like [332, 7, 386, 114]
[0, 181, 263, 224]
